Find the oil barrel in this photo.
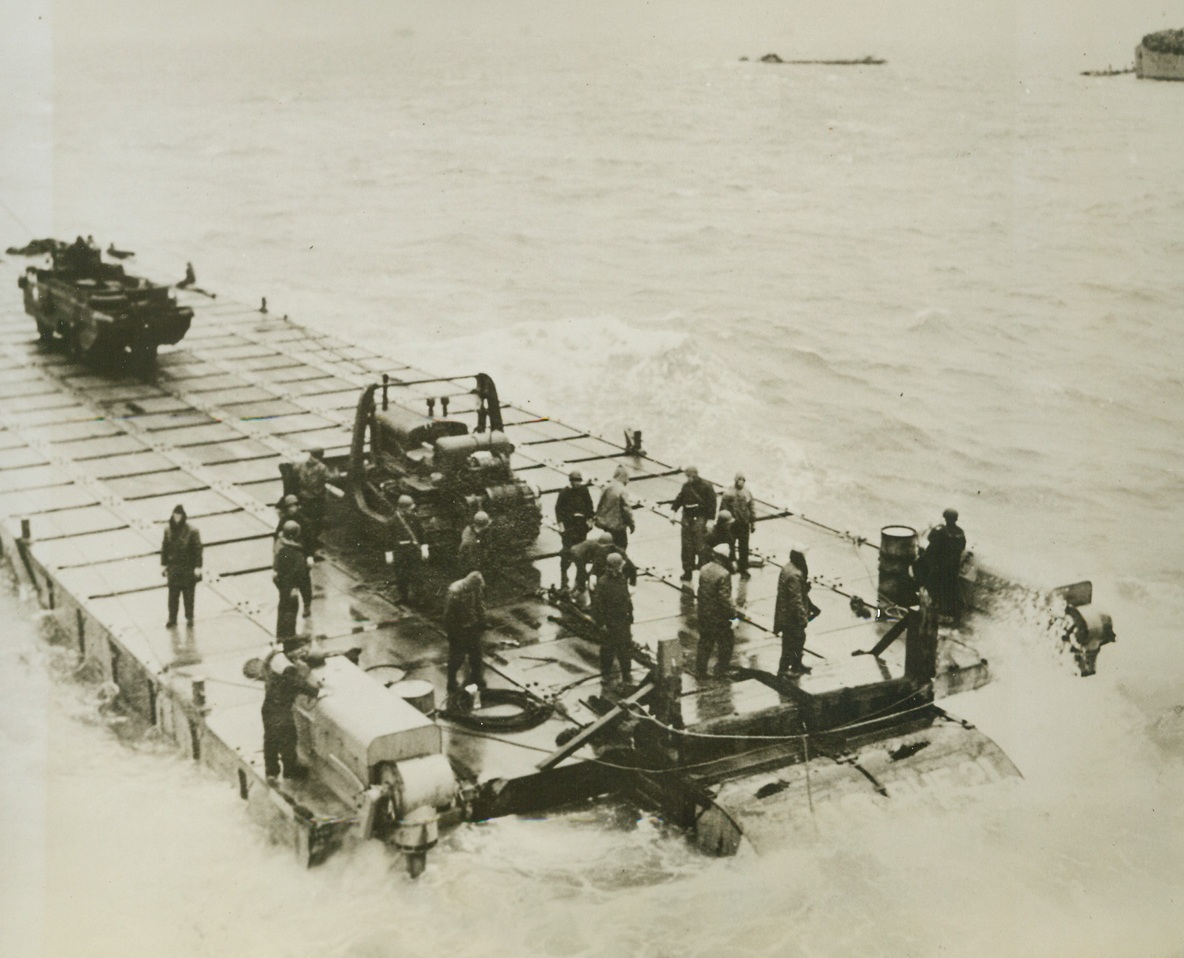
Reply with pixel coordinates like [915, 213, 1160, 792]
[388, 678, 436, 714]
[878, 525, 918, 606]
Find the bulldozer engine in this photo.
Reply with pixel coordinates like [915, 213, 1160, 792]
[347, 376, 542, 561]
[292, 657, 459, 875]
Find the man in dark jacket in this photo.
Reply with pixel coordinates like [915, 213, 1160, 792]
[719, 473, 756, 577]
[672, 466, 717, 582]
[274, 495, 313, 615]
[556, 469, 594, 590]
[917, 508, 967, 621]
[390, 495, 429, 605]
[457, 510, 491, 577]
[443, 570, 487, 694]
[774, 550, 811, 676]
[261, 636, 324, 782]
[594, 465, 635, 548]
[592, 552, 634, 682]
[161, 504, 203, 627]
[295, 448, 332, 553]
[695, 543, 735, 677]
[273, 520, 308, 638]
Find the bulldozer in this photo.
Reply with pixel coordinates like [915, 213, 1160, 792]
[346, 372, 542, 562]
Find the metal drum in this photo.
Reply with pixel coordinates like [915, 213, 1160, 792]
[878, 525, 918, 607]
[388, 678, 436, 715]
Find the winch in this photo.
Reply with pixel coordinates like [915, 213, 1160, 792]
[345, 372, 542, 561]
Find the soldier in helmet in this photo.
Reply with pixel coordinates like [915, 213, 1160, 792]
[443, 570, 487, 695]
[555, 469, 594, 591]
[457, 510, 492, 576]
[592, 552, 633, 683]
[273, 520, 308, 638]
[672, 466, 717, 583]
[390, 495, 429, 605]
[274, 494, 313, 614]
[261, 635, 324, 784]
[295, 447, 333, 555]
[695, 543, 736, 677]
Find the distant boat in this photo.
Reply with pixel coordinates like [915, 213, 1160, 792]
[1136, 28, 1184, 81]
[742, 53, 886, 66]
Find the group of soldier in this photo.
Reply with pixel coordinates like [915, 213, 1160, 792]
[555, 464, 815, 681]
[158, 444, 966, 781]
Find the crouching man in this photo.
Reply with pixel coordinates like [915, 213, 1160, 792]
[261, 635, 324, 784]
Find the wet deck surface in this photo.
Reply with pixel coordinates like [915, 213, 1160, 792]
[0, 255, 985, 801]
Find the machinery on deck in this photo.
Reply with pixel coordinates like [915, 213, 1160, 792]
[347, 372, 542, 560]
[293, 657, 461, 876]
[17, 238, 193, 367]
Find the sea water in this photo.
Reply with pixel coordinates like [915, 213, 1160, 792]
[2, 2, 1184, 955]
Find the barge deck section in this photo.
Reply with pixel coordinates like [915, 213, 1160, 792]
[0, 252, 1012, 863]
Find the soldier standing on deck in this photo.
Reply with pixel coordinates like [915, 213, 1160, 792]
[695, 543, 735, 677]
[672, 466, 716, 583]
[719, 473, 756, 577]
[774, 549, 811, 676]
[595, 465, 635, 548]
[390, 495, 429, 605]
[295, 448, 331, 555]
[161, 504, 202, 628]
[916, 508, 967, 622]
[556, 469, 594, 591]
[457, 510, 491, 576]
[443, 570, 487, 695]
[273, 520, 308, 638]
[592, 552, 634, 683]
[274, 495, 313, 615]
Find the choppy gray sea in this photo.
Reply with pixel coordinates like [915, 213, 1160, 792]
[2, 3, 1184, 955]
